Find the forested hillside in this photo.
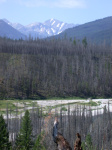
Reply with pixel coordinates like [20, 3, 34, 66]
[54, 16, 112, 45]
[0, 37, 112, 99]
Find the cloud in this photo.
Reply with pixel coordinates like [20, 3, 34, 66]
[18, 0, 86, 8]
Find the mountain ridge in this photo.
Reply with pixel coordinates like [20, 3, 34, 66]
[1, 16, 112, 44]
[54, 16, 112, 44]
[0, 19, 26, 40]
[3, 18, 77, 38]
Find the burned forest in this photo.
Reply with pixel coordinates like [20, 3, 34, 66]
[1, 37, 112, 149]
[0, 37, 112, 99]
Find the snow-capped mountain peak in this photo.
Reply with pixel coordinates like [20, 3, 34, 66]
[50, 18, 54, 22]
[2, 18, 78, 39]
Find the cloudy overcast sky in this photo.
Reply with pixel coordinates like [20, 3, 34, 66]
[0, 0, 112, 25]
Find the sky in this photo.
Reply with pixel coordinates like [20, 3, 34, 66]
[0, 0, 112, 25]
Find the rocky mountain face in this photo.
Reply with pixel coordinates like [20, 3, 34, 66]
[3, 18, 77, 39]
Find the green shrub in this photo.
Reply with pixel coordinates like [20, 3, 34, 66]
[61, 107, 67, 111]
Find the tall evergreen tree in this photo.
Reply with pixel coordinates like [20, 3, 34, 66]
[33, 132, 46, 150]
[15, 110, 33, 150]
[73, 37, 76, 45]
[0, 115, 11, 150]
[82, 37, 87, 48]
[81, 134, 95, 150]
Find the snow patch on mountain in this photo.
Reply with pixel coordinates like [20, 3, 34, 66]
[47, 30, 50, 35]
[57, 23, 60, 27]
[60, 23, 65, 30]
[58, 31, 62, 34]
[52, 21, 55, 26]
[51, 28, 56, 33]
[46, 29, 53, 35]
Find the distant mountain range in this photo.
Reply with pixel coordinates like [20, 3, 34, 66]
[54, 16, 112, 45]
[2, 19, 77, 39]
[1, 17, 112, 45]
[0, 19, 26, 40]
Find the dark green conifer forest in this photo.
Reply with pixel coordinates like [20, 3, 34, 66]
[0, 115, 11, 149]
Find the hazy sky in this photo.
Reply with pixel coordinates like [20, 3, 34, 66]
[0, 0, 112, 25]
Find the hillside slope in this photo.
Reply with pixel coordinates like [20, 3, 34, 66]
[0, 20, 26, 40]
[55, 16, 112, 44]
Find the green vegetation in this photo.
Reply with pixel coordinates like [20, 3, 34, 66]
[0, 115, 11, 150]
[15, 110, 33, 150]
[0, 99, 101, 116]
[97, 101, 101, 105]
[61, 107, 67, 111]
[0, 100, 38, 115]
[34, 132, 46, 150]
[45, 100, 100, 113]
[79, 102, 98, 106]
[0, 100, 37, 109]
[53, 100, 99, 108]
[82, 37, 87, 48]
[86, 100, 98, 106]
[73, 37, 76, 45]
[82, 134, 96, 150]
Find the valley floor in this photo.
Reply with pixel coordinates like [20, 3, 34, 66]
[0, 98, 112, 119]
